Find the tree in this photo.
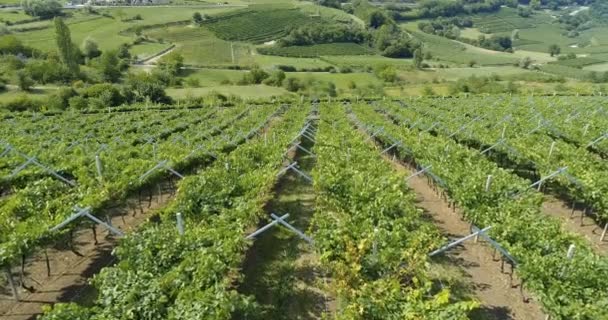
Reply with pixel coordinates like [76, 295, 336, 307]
[134, 26, 144, 37]
[549, 44, 561, 57]
[47, 86, 76, 110]
[0, 35, 28, 56]
[54, 18, 80, 75]
[319, 0, 340, 8]
[368, 10, 389, 29]
[117, 43, 131, 60]
[16, 70, 34, 91]
[68, 95, 88, 110]
[21, 0, 61, 18]
[504, 0, 518, 8]
[98, 50, 121, 82]
[284, 77, 303, 92]
[192, 12, 203, 25]
[519, 56, 533, 69]
[374, 64, 397, 83]
[422, 86, 435, 96]
[240, 66, 269, 85]
[517, 6, 531, 17]
[530, 0, 541, 10]
[262, 70, 286, 87]
[413, 48, 423, 69]
[158, 51, 184, 76]
[125, 73, 170, 103]
[511, 29, 520, 41]
[82, 38, 101, 60]
[326, 82, 337, 97]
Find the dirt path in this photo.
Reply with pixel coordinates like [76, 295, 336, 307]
[238, 123, 333, 319]
[138, 45, 176, 66]
[542, 196, 608, 255]
[0, 184, 175, 320]
[381, 154, 545, 320]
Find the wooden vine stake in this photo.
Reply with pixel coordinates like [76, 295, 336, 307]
[548, 141, 556, 159]
[176, 212, 185, 236]
[372, 227, 378, 261]
[44, 249, 51, 277]
[4, 266, 19, 301]
[565, 244, 576, 273]
[600, 222, 608, 242]
[476, 175, 493, 243]
[485, 175, 493, 192]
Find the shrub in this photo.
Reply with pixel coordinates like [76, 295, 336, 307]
[16, 70, 34, 91]
[340, 67, 353, 73]
[0, 55, 25, 72]
[374, 64, 397, 83]
[21, 0, 61, 18]
[68, 96, 88, 110]
[125, 73, 171, 103]
[185, 77, 200, 88]
[284, 77, 303, 92]
[80, 83, 124, 106]
[157, 51, 184, 76]
[262, 70, 286, 87]
[25, 59, 74, 84]
[47, 86, 76, 110]
[2, 94, 41, 112]
[82, 38, 101, 60]
[239, 66, 269, 85]
[193, 12, 203, 25]
[422, 86, 435, 96]
[0, 35, 31, 56]
[277, 65, 296, 72]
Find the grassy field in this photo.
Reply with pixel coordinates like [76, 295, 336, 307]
[508, 21, 608, 55]
[385, 83, 450, 96]
[461, 6, 608, 64]
[14, 6, 238, 52]
[166, 84, 289, 98]
[397, 66, 534, 83]
[257, 43, 374, 58]
[583, 62, 608, 72]
[405, 28, 519, 66]
[288, 72, 381, 90]
[180, 68, 247, 86]
[320, 55, 412, 70]
[0, 10, 32, 24]
[551, 57, 604, 68]
[252, 54, 333, 69]
[539, 64, 594, 80]
[0, 87, 54, 104]
[459, 27, 484, 40]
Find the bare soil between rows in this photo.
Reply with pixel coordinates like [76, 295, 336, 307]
[381, 154, 545, 320]
[542, 196, 608, 255]
[0, 185, 175, 320]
